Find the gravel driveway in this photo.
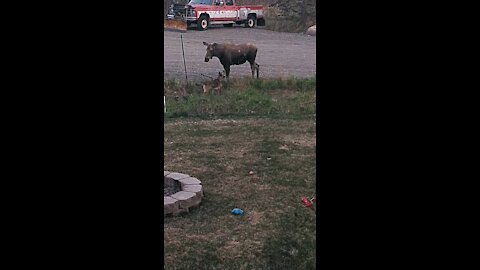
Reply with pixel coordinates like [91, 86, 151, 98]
[164, 25, 316, 82]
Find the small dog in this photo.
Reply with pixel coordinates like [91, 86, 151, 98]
[202, 71, 225, 95]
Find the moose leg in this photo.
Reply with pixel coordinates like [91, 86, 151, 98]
[255, 63, 260, 78]
[250, 63, 256, 78]
[224, 65, 230, 80]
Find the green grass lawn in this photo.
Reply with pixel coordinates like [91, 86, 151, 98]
[164, 77, 315, 119]
[164, 77, 316, 270]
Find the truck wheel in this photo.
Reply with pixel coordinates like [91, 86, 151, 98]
[197, 15, 209, 31]
[246, 15, 256, 28]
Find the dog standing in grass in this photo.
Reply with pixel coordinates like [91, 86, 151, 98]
[203, 71, 225, 95]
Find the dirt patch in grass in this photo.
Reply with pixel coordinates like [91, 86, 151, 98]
[281, 134, 316, 148]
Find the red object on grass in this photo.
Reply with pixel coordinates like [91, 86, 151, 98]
[301, 197, 313, 208]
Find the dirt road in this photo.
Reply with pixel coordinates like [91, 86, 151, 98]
[164, 25, 316, 81]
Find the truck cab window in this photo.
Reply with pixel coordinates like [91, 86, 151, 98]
[226, 0, 233, 6]
[188, 0, 212, 5]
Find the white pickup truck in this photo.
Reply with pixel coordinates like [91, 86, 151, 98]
[167, 0, 265, 31]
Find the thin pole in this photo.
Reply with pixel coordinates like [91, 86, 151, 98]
[180, 34, 188, 84]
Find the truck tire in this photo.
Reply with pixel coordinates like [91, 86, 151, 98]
[197, 15, 209, 31]
[245, 15, 256, 28]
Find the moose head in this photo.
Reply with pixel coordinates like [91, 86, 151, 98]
[203, 42, 217, 62]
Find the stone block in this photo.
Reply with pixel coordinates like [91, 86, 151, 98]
[182, 184, 203, 197]
[170, 191, 196, 209]
[189, 193, 202, 208]
[178, 177, 201, 187]
[168, 172, 190, 180]
[164, 196, 179, 215]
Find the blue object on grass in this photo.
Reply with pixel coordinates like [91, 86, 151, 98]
[231, 208, 244, 215]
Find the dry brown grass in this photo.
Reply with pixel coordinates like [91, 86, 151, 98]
[164, 116, 316, 269]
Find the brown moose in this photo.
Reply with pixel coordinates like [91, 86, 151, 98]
[203, 42, 260, 79]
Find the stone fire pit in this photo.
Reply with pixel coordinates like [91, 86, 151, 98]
[164, 171, 204, 216]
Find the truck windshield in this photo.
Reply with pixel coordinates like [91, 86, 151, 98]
[188, 0, 212, 5]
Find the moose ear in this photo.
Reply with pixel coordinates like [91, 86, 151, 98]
[203, 42, 209, 46]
